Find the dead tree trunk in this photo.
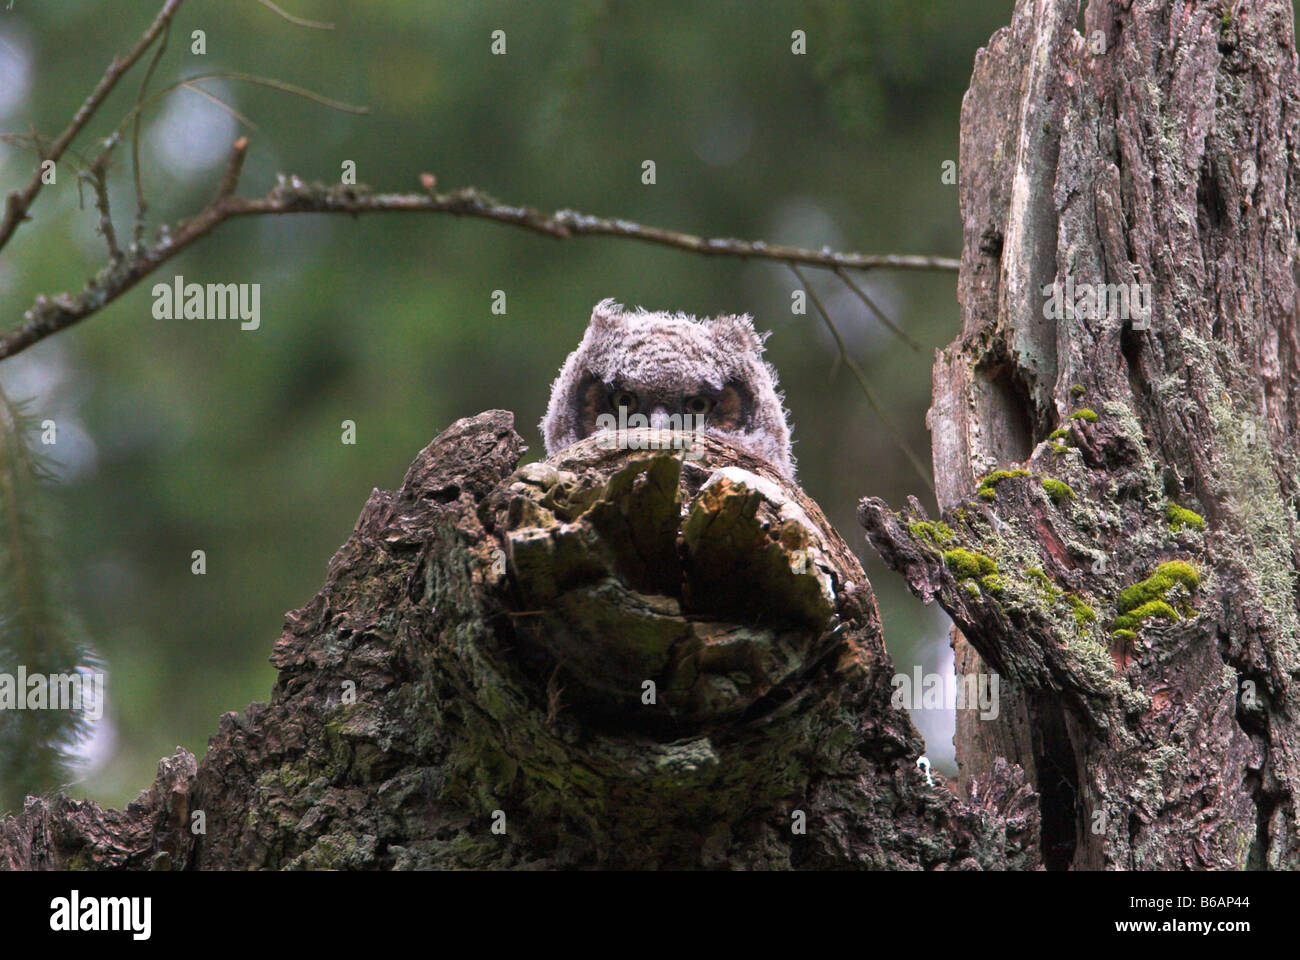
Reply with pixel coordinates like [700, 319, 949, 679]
[0, 413, 1036, 870]
[862, 0, 1300, 869]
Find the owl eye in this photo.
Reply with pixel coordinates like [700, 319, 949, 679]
[610, 390, 639, 413]
[684, 395, 714, 416]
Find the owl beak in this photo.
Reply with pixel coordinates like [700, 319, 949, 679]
[648, 406, 673, 430]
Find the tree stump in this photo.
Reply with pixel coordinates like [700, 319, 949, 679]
[1, 412, 1036, 870]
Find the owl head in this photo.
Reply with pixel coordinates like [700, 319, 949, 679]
[540, 299, 795, 478]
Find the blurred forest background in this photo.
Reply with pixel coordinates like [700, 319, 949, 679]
[0, 0, 1024, 811]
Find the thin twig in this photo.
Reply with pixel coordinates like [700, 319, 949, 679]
[789, 264, 935, 492]
[103, 72, 369, 146]
[833, 266, 923, 352]
[0, 135, 94, 179]
[254, 0, 334, 30]
[174, 83, 260, 132]
[83, 69, 365, 181]
[164, 71, 368, 115]
[0, 166, 958, 362]
[132, 19, 172, 248]
[214, 137, 249, 201]
[9, 131, 122, 261]
[84, 139, 122, 262]
[0, 0, 185, 253]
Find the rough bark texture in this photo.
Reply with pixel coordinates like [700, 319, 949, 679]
[1, 413, 1037, 870]
[862, 0, 1300, 869]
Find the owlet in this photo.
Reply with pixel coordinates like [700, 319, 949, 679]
[540, 299, 796, 478]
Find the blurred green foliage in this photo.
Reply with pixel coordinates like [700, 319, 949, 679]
[0, 0, 1020, 808]
[0, 385, 96, 810]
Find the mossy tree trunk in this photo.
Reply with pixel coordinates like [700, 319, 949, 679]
[862, 0, 1300, 869]
[1, 413, 1038, 870]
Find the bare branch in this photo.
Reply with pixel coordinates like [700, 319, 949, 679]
[0, 0, 185, 253]
[221, 178, 957, 271]
[789, 263, 934, 491]
[0, 165, 957, 362]
[0, 0, 951, 372]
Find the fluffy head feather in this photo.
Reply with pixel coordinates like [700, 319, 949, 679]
[540, 299, 795, 478]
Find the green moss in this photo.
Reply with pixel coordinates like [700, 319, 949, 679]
[1050, 442, 1070, 455]
[1070, 383, 1086, 397]
[1157, 559, 1200, 586]
[962, 581, 981, 598]
[1042, 478, 1075, 503]
[976, 468, 1030, 500]
[980, 468, 1031, 485]
[1026, 567, 1060, 600]
[1117, 560, 1201, 614]
[979, 574, 1005, 594]
[1112, 599, 1178, 633]
[1065, 593, 1097, 628]
[943, 547, 998, 580]
[1112, 628, 1137, 643]
[909, 520, 954, 547]
[1069, 408, 1099, 422]
[1165, 503, 1206, 532]
[1049, 427, 1069, 440]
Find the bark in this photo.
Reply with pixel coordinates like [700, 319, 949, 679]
[1, 413, 1036, 870]
[862, 0, 1300, 869]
